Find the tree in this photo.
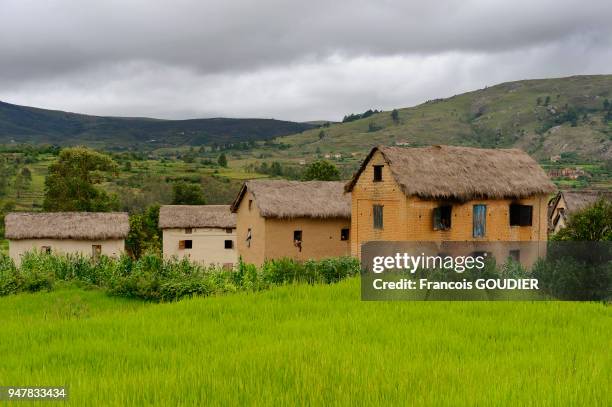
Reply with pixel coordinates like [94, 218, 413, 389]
[302, 160, 340, 181]
[391, 109, 400, 124]
[544, 96, 551, 106]
[318, 130, 326, 140]
[14, 167, 32, 199]
[172, 182, 206, 205]
[126, 204, 162, 258]
[536, 97, 542, 106]
[218, 153, 228, 167]
[552, 198, 612, 241]
[43, 147, 119, 212]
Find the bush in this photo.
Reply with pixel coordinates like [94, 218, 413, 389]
[0, 252, 360, 302]
[532, 242, 611, 301]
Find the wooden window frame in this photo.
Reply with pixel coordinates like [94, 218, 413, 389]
[179, 240, 193, 250]
[473, 204, 487, 238]
[433, 205, 452, 231]
[373, 205, 384, 230]
[92, 244, 102, 260]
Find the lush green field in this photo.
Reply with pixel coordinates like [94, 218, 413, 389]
[0, 278, 609, 406]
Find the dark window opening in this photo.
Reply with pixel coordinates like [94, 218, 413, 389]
[510, 204, 533, 226]
[224, 240, 233, 249]
[179, 240, 193, 249]
[248, 200, 253, 210]
[433, 205, 452, 230]
[246, 228, 252, 248]
[293, 230, 303, 252]
[509, 250, 520, 262]
[42, 246, 51, 254]
[340, 228, 350, 241]
[185, 228, 193, 234]
[225, 228, 233, 234]
[373, 205, 384, 229]
[373, 165, 383, 182]
[473, 204, 487, 238]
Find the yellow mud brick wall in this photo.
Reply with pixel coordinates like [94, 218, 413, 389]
[351, 150, 549, 258]
[234, 190, 267, 266]
[264, 217, 351, 263]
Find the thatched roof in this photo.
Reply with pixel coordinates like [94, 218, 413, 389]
[159, 205, 236, 229]
[231, 180, 351, 219]
[5, 212, 129, 240]
[552, 190, 612, 215]
[345, 145, 556, 201]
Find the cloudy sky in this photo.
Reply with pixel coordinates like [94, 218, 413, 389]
[1, 0, 611, 122]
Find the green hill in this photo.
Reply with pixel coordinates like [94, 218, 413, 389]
[0, 101, 315, 149]
[277, 75, 612, 162]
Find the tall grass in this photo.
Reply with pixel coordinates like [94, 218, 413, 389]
[0, 280, 609, 406]
[0, 251, 360, 301]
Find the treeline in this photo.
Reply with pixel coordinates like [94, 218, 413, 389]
[244, 161, 303, 179]
[0, 253, 360, 302]
[342, 109, 381, 123]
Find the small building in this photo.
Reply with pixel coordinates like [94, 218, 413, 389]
[5, 212, 129, 265]
[345, 145, 556, 263]
[159, 205, 237, 268]
[231, 180, 351, 265]
[548, 190, 612, 234]
[548, 167, 588, 180]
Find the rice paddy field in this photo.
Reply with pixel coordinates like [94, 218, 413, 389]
[0, 278, 610, 406]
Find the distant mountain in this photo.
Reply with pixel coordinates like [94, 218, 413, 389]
[0, 101, 315, 149]
[278, 75, 612, 162]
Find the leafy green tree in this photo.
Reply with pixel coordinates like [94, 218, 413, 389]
[391, 109, 400, 124]
[552, 198, 612, 241]
[0, 200, 16, 238]
[544, 96, 551, 105]
[0, 158, 15, 198]
[172, 182, 206, 205]
[218, 153, 228, 167]
[126, 204, 162, 258]
[270, 161, 282, 176]
[43, 147, 119, 212]
[318, 130, 325, 140]
[14, 167, 32, 199]
[302, 160, 341, 181]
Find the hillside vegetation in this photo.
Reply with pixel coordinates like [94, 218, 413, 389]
[0, 101, 314, 149]
[0, 279, 609, 406]
[277, 75, 612, 162]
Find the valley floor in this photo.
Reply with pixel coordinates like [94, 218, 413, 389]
[0, 278, 610, 406]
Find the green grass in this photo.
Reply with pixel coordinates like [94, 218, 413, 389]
[0, 278, 610, 406]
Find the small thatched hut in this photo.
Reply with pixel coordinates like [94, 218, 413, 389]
[159, 205, 237, 267]
[345, 145, 557, 259]
[230, 180, 351, 265]
[548, 190, 612, 233]
[5, 212, 129, 265]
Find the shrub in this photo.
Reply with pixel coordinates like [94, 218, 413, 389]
[0, 252, 360, 302]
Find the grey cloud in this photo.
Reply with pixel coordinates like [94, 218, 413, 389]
[0, 0, 611, 121]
